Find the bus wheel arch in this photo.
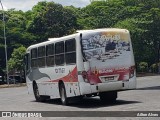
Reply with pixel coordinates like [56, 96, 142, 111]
[58, 80, 69, 105]
[33, 81, 37, 89]
[33, 80, 50, 102]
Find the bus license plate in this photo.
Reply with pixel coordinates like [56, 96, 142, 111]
[105, 77, 114, 81]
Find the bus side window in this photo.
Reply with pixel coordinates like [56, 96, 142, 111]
[55, 41, 64, 65]
[65, 39, 76, 64]
[46, 44, 54, 66]
[31, 48, 38, 68]
[37, 46, 46, 67]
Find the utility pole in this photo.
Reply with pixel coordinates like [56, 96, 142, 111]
[0, 0, 9, 85]
[158, 41, 160, 73]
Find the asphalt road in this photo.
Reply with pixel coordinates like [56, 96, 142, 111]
[0, 76, 160, 120]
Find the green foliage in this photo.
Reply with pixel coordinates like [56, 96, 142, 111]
[150, 63, 158, 73]
[138, 62, 148, 72]
[0, 0, 160, 73]
[27, 1, 78, 42]
[8, 46, 26, 72]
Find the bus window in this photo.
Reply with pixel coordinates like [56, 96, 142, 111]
[65, 39, 76, 64]
[46, 44, 54, 66]
[31, 48, 37, 68]
[55, 42, 64, 65]
[46, 56, 54, 66]
[38, 58, 45, 67]
[55, 41, 64, 54]
[38, 46, 46, 67]
[31, 48, 37, 59]
[55, 54, 64, 65]
[46, 44, 54, 56]
[38, 46, 45, 57]
[31, 59, 37, 68]
[65, 39, 76, 52]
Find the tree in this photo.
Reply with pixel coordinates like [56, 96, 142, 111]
[0, 0, 160, 73]
[0, 9, 36, 71]
[78, 0, 126, 29]
[27, 1, 78, 42]
[8, 46, 26, 76]
[79, 0, 160, 67]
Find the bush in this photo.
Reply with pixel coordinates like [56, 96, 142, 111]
[150, 63, 160, 73]
[138, 62, 148, 72]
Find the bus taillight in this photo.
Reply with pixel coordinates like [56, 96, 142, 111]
[82, 71, 89, 82]
[129, 66, 135, 78]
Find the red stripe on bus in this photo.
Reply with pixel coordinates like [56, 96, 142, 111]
[46, 67, 78, 83]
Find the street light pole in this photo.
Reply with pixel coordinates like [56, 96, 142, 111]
[158, 41, 160, 73]
[0, 0, 9, 85]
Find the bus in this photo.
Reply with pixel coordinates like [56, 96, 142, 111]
[24, 28, 136, 105]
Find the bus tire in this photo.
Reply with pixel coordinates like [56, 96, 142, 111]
[99, 91, 117, 103]
[33, 83, 49, 102]
[59, 83, 69, 105]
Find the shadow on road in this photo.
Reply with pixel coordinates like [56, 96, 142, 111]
[136, 86, 160, 90]
[68, 98, 141, 109]
[33, 97, 141, 109]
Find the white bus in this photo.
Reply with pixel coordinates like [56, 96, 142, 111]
[25, 28, 136, 105]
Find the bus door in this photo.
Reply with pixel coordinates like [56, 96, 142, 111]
[24, 53, 30, 80]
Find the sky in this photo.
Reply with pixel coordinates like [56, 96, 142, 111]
[0, 0, 91, 11]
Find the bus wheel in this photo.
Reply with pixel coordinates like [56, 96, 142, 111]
[33, 83, 49, 102]
[59, 83, 68, 105]
[99, 91, 117, 103]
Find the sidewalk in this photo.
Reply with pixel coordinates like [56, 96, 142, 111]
[137, 73, 160, 77]
[0, 83, 26, 88]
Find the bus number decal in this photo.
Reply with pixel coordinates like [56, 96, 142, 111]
[55, 68, 65, 73]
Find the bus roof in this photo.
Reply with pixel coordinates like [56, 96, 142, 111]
[27, 33, 79, 51]
[27, 28, 129, 51]
[76, 28, 129, 33]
